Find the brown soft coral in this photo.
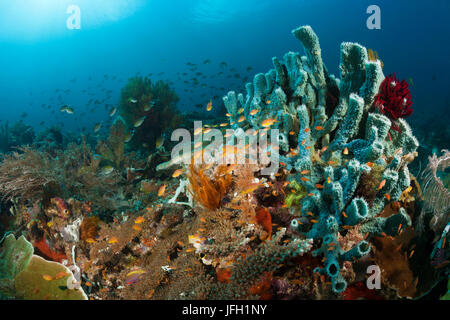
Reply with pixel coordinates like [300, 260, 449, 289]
[187, 163, 232, 210]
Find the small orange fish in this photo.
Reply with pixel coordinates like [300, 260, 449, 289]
[327, 160, 335, 165]
[108, 236, 119, 244]
[43, 275, 53, 281]
[158, 184, 167, 197]
[85, 281, 92, 287]
[226, 113, 232, 117]
[289, 131, 295, 135]
[250, 109, 259, 116]
[172, 169, 184, 178]
[206, 100, 212, 111]
[135, 216, 145, 224]
[315, 126, 324, 131]
[301, 139, 306, 146]
[220, 123, 228, 127]
[54, 272, 69, 280]
[308, 193, 314, 196]
[321, 146, 328, 152]
[366, 162, 374, 168]
[238, 115, 245, 123]
[305, 146, 311, 150]
[266, 100, 271, 104]
[409, 250, 415, 258]
[378, 179, 386, 190]
[261, 118, 278, 127]
[384, 194, 391, 201]
[307, 212, 314, 216]
[85, 238, 96, 243]
[146, 289, 155, 299]
[327, 177, 331, 184]
[342, 211, 347, 218]
[132, 225, 142, 231]
[343, 147, 349, 155]
[315, 184, 323, 189]
[300, 177, 309, 182]
[300, 169, 309, 174]
[304, 128, 310, 133]
[311, 219, 318, 223]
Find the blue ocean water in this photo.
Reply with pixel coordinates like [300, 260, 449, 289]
[0, 0, 449, 135]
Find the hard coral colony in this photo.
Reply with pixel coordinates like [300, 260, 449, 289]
[0, 25, 448, 302]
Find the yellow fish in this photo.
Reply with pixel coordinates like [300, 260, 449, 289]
[206, 100, 213, 111]
[126, 268, 146, 277]
[250, 109, 259, 116]
[134, 116, 146, 128]
[261, 117, 278, 127]
[194, 127, 202, 135]
[108, 237, 119, 244]
[238, 115, 245, 123]
[54, 272, 69, 280]
[158, 184, 167, 197]
[43, 275, 53, 281]
[172, 169, 184, 178]
[155, 135, 164, 148]
[135, 216, 145, 224]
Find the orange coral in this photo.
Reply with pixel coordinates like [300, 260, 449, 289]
[216, 267, 232, 283]
[249, 272, 273, 300]
[33, 235, 67, 263]
[255, 207, 272, 240]
[187, 163, 232, 210]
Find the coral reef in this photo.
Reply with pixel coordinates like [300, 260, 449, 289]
[0, 24, 445, 301]
[222, 25, 419, 294]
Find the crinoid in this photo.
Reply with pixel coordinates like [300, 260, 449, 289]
[187, 163, 232, 210]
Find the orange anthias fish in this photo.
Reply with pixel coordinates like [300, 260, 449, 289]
[250, 109, 259, 116]
[172, 169, 184, 178]
[206, 100, 213, 111]
[378, 179, 386, 190]
[261, 117, 278, 127]
[135, 216, 145, 224]
[315, 126, 325, 131]
[238, 115, 245, 123]
[43, 274, 53, 281]
[108, 236, 119, 244]
[158, 184, 167, 197]
[54, 271, 69, 280]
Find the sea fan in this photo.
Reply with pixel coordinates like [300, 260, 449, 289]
[420, 149, 450, 234]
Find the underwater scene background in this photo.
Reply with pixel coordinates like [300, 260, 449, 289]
[0, 0, 448, 300]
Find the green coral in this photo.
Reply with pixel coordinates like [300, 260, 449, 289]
[0, 234, 87, 300]
[285, 179, 307, 208]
